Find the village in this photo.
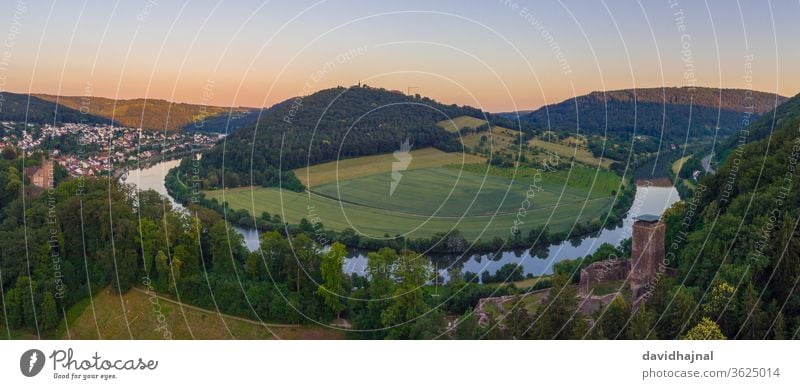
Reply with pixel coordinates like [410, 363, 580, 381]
[0, 121, 220, 177]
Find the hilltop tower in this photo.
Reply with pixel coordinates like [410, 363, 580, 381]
[630, 214, 665, 298]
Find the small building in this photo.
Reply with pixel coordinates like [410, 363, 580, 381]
[27, 156, 55, 189]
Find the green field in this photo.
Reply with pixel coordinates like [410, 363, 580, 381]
[293, 147, 485, 187]
[207, 161, 621, 240]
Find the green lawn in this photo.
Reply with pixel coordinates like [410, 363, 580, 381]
[207, 164, 621, 241]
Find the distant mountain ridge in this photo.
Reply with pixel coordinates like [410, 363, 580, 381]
[33, 94, 258, 132]
[0, 90, 260, 132]
[521, 87, 787, 140]
[0, 92, 108, 125]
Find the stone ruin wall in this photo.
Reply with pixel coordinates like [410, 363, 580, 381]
[578, 259, 630, 294]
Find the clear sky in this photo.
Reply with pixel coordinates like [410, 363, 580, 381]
[0, 0, 798, 112]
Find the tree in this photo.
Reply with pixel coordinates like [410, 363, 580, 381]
[684, 317, 726, 340]
[245, 252, 262, 280]
[455, 310, 479, 340]
[112, 249, 139, 294]
[5, 166, 21, 194]
[382, 250, 432, 338]
[770, 216, 800, 303]
[16, 277, 39, 329]
[701, 282, 737, 335]
[284, 233, 318, 293]
[169, 256, 182, 292]
[41, 294, 59, 330]
[530, 273, 587, 339]
[594, 295, 630, 339]
[739, 283, 766, 339]
[318, 242, 346, 317]
[155, 250, 169, 283]
[407, 309, 447, 340]
[137, 219, 161, 275]
[259, 231, 290, 282]
[655, 286, 697, 339]
[174, 244, 200, 278]
[627, 308, 657, 340]
[353, 248, 398, 337]
[503, 295, 532, 339]
[209, 220, 244, 275]
[4, 287, 23, 329]
[773, 310, 787, 340]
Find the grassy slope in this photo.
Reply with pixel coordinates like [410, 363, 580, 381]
[439, 115, 615, 168]
[207, 164, 620, 240]
[56, 287, 343, 340]
[461, 126, 521, 151]
[528, 138, 613, 168]
[671, 155, 692, 176]
[293, 147, 485, 187]
[436, 115, 491, 132]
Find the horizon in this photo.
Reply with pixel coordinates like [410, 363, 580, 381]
[1, 0, 798, 112]
[4, 83, 794, 114]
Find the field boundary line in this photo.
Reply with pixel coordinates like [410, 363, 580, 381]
[132, 287, 301, 329]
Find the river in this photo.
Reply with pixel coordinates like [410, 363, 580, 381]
[123, 158, 681, 278]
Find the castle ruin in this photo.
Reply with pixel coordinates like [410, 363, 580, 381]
[579, 214, 670, 308]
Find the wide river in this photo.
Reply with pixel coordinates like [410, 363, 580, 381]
[123, 159, 681, 278]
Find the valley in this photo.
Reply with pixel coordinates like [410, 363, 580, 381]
[205, 162, 621, 240]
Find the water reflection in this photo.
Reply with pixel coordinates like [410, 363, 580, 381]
[341, 185, 680, 278]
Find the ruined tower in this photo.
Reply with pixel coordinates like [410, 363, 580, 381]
[630, 214, 665, 298]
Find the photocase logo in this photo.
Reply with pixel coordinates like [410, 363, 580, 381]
[390, 139, 413, 196]
[20, 349, 45, 377]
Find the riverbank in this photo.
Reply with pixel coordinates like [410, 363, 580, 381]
[165, 159, 637, 255]
[126, 156, 678, 280]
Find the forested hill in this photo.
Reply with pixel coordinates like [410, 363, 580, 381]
[521, 87, 786, 140]
[720, 91, 800, 153]
[33, 94, 255, 132]
[658, 91, 800, 339]
[0, 92, 107, 124]
[191, 85, 502, 189]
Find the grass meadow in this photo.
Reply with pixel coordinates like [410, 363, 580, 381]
[206, 161, 621, 241]
[528, 138, 614, 168]
[53, 287, 343, 340]
[293, 147, 485, 187]
[436, 115, 491, 133]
